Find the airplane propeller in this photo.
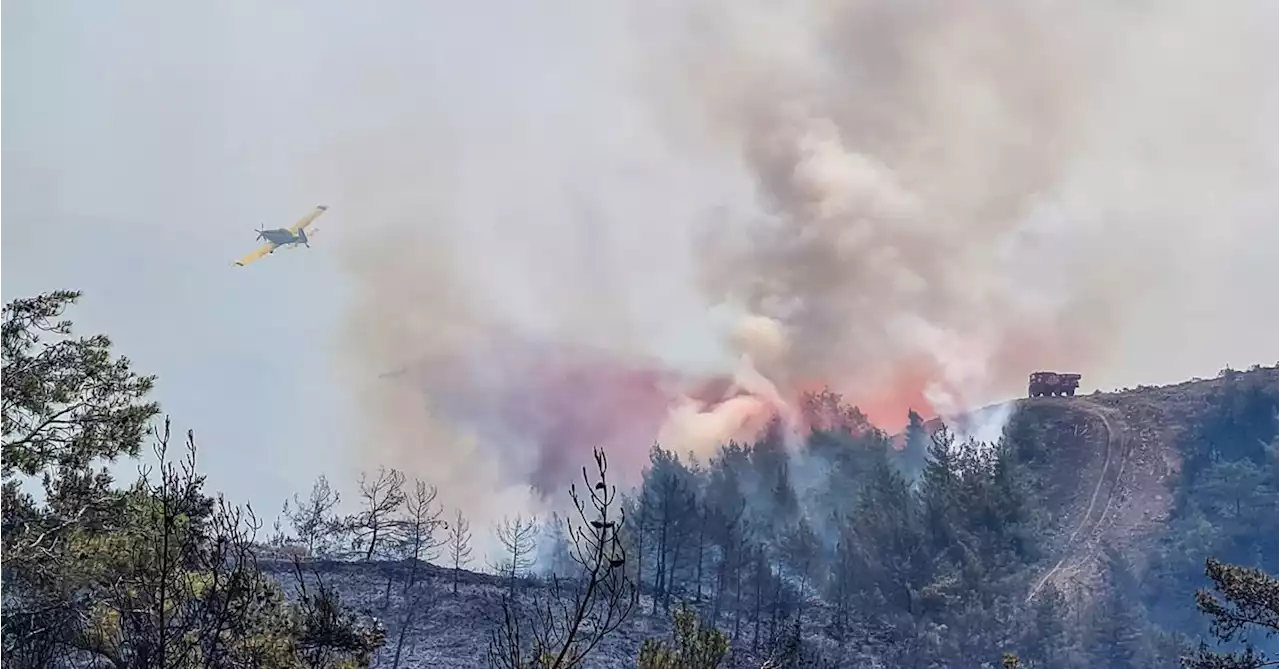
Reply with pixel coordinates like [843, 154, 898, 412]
[255, 225, 266, 241]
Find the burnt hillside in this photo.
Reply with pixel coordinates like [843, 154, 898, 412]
[257, 559, 659, 669]
[38, 288, 1279, 669]
[265, 365, 1278, 668]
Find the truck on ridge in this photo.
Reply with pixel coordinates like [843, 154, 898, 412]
[1028, 371, 1082, 398]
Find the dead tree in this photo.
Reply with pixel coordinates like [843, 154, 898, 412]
[389, 480, 447, 669]
[393, 479, 446, 567]
[494, 515, 539, 596]
[350, 466, 407, 561]
[447, 509, 474, 595]
[543, 512, 577, 578]
[487, 448, 638, 669]
[380, 479, 441, 606]
[286, 474, 343, 558]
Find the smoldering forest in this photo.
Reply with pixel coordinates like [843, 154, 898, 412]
[4, 0, 1277, 667]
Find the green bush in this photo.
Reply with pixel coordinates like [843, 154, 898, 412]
[638, 604, 729, 669]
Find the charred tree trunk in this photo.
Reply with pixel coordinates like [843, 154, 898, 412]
[733, 539, 744, 640]
[652, 514, 668, 615]
[713, 553, 727, 624]
[753, 550, 764, 651]
[665, 537, 683, 613]
[695, 509, 706, 605]
[634, 504, 647, 603]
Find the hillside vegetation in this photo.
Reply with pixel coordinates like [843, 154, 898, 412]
[3, 291, 1276, 668]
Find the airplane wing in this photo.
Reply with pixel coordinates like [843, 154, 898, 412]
[234, 242, 278, 267]
[287, 205, 328, 234]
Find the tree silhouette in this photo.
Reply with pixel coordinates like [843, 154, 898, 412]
[448, 508, 474, 595]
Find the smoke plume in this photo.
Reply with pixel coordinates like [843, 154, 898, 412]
[329, 0, 1276, 530]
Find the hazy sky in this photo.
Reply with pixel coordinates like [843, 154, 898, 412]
[3, 1, 374, 511]
[4, 0, 1276, 533]
[2, 0, 669, 523]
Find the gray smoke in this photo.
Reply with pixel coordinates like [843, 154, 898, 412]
[322, 0, 1276, 541]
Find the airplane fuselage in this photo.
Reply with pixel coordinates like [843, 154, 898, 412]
[235, 205, 325, 267]
[260, 228, 303, 246]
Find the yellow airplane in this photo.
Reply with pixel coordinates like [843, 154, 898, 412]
[234, 205, 328, 267]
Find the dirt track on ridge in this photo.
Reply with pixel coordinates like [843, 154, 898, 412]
[1025, 397, 1131, 602]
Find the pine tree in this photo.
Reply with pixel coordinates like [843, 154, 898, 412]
[919, 425, 961, 553]
[900, 409, 932, 481]
[1090, 548, 1151, 669]
[1021, 583, 1086, 669]
[845, 457, 930, 626]
[1183, 557, 1278, 669]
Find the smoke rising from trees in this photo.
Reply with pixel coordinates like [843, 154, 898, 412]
[327, 0, 1276, 532]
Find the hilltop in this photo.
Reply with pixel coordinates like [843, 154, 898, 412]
[1017, 367, 1277, 602]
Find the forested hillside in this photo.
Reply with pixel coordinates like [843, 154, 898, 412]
[260, 367, 1277, 668]
[4, 292, 1276, 668]
[557, 365, 1277, 667]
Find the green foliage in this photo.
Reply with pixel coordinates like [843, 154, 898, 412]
[1182, 558, 1278, 669]
[3, 291, 160, 665]
[638, 604, 730, 669]
[292, 559, 388, 667]
[1016, 584, 1086, 669]
[1, 292, 385, 668]
[1141, 370, 1278, 633]
[897, 409, 931, 481]
[1088, 548, 1154, 669]
[2, 290, 159, 477]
